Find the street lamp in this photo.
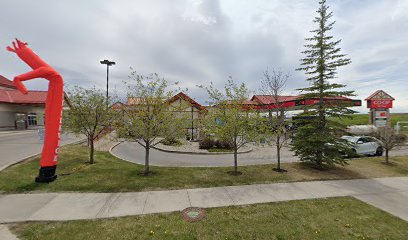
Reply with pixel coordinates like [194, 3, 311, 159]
[100, 59, 115, 108]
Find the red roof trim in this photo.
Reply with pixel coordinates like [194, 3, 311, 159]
[251, 95, 300, 105]
[0, 75, 17, 89]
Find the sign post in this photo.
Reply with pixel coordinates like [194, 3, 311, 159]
[365, 90, 394, 128]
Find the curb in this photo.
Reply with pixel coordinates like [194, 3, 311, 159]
[0, 153, 40, 172]
[109, 141, 140, 166]
[108, 142, 254, 168]
[151, 145, 253, 155]
[109, 141, 123, 154]
[0, 138, 87, 172]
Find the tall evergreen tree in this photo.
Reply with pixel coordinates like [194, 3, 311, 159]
[291, 0, 355, 168]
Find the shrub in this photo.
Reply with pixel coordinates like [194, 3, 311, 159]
[214, 139, 222, 149]
[215, 139, 232, 149]
[199, 137, 215, 149]
[162, 137, 182, 146]
[394, 134, 407, 144]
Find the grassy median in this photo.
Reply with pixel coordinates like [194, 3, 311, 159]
[12, 197, 408, 240]
[0, 144, 407, 193]
[332, 113, 408, 127]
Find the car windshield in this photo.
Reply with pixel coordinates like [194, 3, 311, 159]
[341, 136, 359, 143]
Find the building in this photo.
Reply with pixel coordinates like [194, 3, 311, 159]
[167, 92, 207, 140]
[0, 75, 70, 130]
[251, 95, 361, 111]
[125, 92, 207, 140]
[113, 91, 362, 140]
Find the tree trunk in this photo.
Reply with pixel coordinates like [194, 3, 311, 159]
[385, 149, 389, 164]
[234, 148, 238, 174]
[276, 135, 281, 170]
[144, 142, 150, 175]
[317, 33, 325, 165]
[89, 136, 94, 164]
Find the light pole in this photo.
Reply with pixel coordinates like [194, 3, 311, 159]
[100, 59, 115, 108]
[191, 106, 194, 141]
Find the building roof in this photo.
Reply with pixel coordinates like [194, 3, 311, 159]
[252, 94, 353, 105]
[127, 97, 145, 105]
[0, 75, 71, 107]
[111, 102, 125, 110]
[167, 92, 207, 111]
[0, 75, 17, 89]
[251, 95, 299, 105]
[0, 89, 47, 104]
[242, 100, 258, 105]
[125, 92, 207, 111]
[365, 90, 395, 100]
[127, 97, 168, 105]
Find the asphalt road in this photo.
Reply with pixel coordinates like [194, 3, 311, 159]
[0, 130, 83, 171]
[111, 141, 408, 167]
[112, 142, 297, 167]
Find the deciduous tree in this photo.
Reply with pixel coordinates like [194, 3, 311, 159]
[201, 78, 260, 175]
[373, 127, 407, 164]
[63, 86, 116, 164]
[118, 71, 187, 176]
[261, 69, 291, 172]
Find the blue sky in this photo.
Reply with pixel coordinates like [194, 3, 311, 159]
[0, 0, 407, 112]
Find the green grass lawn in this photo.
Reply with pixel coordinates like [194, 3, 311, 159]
[332, 113, 408, 127]
[0, 144, 407, 193]
[207, 148, 233, 153]
[12, 197, 408, 240]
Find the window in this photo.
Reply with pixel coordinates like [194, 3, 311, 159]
[27, 113, 37, 126]
[357, 138, 366, 143]
[360, 137, 373, 143]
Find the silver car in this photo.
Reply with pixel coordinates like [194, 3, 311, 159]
[341, 136, 383, 156]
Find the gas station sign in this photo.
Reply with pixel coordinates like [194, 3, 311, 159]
[370, 99, 393, 109]
[365, 90, 394, 128]
[375, 111, 388, 118]
[375, 110, 388, 127]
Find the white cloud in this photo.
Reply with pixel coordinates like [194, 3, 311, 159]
[183, 0, 217, 25]
[0, 0, 407, 112]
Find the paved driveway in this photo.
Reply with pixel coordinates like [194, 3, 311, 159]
[111, 141, 408, 167]
[112, 142, 299, 167]
[0, 130, 84, 171]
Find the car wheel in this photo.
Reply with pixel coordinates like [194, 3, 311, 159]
[376, 147, 383, 156]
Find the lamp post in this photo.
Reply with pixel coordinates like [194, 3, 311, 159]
[191, 106, 194, 141]
[100, 59, 115, 108]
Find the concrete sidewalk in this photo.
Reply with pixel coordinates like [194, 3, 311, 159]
[0, 177, 407, 224]
[0, 225, 18, 240]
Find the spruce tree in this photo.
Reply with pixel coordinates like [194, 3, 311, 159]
[291, 0, 355, 168]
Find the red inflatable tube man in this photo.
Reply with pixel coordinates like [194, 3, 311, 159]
[7, 39, 64, 183]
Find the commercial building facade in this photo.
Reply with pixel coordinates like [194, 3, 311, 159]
[0, 75, 70, 130]
[124, 92, 207, 140]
